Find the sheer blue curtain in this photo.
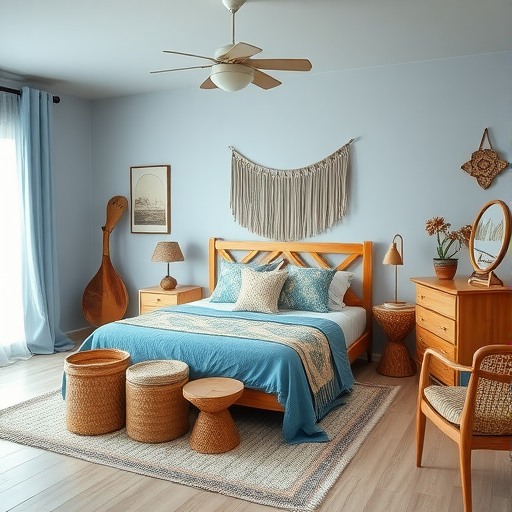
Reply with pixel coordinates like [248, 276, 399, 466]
[0, 87, 72, 365]
[19, 87, 73, 354]
[0, 91, 32, 365]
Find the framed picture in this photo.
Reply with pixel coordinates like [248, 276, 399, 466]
[130, 165, 171, 234]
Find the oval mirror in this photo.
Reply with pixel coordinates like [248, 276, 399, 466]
[468, 199, 511, 286]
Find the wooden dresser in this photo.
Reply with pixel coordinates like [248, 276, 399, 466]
[139, 285, 203, 314]
[410, 277, 512, 385]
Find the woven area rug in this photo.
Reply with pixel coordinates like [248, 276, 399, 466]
[0, 382, 398, 512]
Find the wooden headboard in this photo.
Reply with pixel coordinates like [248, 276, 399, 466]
[208, 238, 373, 353]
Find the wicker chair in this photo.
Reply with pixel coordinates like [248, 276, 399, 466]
[416, 345, 512, 512]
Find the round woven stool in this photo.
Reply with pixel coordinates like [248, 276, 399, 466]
[183, 377, 244, 454]
[126, 360, 190, 443]
[64, 348, 131, 435]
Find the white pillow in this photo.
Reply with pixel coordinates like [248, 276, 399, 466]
[233, 267, 288, 314]
[328, 271, 353, 311]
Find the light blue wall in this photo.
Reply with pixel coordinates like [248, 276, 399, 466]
[52, 95, 93, 332]
[54, 51, 512, 355]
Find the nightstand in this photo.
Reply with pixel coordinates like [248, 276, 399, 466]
[373, 304, 417, 377]
[139, 285, 203, 314]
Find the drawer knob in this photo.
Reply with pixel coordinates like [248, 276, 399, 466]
[157, 298, 161, 302]
[439, 326, 447, 331]
[420, 295, 425, 299]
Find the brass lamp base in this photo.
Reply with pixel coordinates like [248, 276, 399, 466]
[160, 275, 177, 290]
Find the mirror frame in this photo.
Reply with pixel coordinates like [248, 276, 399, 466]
[468, 199, 511, 287]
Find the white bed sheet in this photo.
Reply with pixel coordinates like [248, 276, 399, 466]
[189, 298, 367, 349]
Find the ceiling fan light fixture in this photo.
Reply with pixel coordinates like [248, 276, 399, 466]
[210, 63, 254, 92]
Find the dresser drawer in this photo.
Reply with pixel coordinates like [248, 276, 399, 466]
[416, 325, 456, 385]
[416, 285, 456, 320]
[415, 305, 456, 344]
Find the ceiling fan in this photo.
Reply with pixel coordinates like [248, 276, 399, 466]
[151, 0, 312, 92]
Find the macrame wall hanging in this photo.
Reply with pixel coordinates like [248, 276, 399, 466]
[230, 140, 353, 241]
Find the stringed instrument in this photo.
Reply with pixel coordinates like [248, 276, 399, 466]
[82, 196, 129, 326]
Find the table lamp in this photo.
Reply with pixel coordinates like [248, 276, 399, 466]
[383, 234, 407, 307]
[151, 241, 184, 290]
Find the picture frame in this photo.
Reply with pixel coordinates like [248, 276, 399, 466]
[130, 165, 171, 234]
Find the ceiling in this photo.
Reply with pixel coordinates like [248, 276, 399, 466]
[1, 0, 511, 101]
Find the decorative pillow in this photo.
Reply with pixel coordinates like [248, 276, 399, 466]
[328, 271, 354, 311]
[233, 267, 288, 314]
[278, 265, 336, 313]
[209, 259, 282, 303]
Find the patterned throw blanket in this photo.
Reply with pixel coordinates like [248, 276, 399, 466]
[118, 310, 336, 416]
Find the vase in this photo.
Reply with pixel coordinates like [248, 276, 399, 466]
[433, 258, 458, 280]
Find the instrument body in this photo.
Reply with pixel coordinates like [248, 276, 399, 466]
[82, 196, 129, 326]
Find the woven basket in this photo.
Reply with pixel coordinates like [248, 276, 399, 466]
[126, 360, 190, 443]
[64, 349, 131, 435]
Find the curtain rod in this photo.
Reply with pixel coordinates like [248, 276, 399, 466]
[0, 86, 60, 104]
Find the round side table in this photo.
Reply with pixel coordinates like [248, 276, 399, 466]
[373, 304, 417, 377]
[183, 377, 244, 454]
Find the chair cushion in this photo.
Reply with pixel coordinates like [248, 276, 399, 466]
[424, 385, 467, 425]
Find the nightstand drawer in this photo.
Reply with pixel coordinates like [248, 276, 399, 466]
[416, 305, 456, 344]
[139, 286, 203, 315]
[140, 292, 180, 312]
[416, 285, 456, 319]
[416, 325, 456, 385]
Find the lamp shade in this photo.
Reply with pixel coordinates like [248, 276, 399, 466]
[210, 63, 254, 92]
[383, 243, 403, 265]
[151, 242, 184, 263]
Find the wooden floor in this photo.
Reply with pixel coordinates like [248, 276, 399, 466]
[0, 333, 511, 512]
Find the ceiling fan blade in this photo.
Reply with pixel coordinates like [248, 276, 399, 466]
[252, 69, 281, 90]
[151, 64, 213, 74]
[163, 50, 218, 63]
[200, 76, 218, 89]
[218, 42, 262, 61]
[246, 58, 312, 72]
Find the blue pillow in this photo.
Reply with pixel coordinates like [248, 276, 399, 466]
[278, 265, 336, 313]
[210, 259, 282, 303]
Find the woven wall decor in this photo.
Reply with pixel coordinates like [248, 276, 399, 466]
[230, 140, 353, 241]
[461, 128, 509, 189]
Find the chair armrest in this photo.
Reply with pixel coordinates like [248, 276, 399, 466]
[418, 348, 473, 395]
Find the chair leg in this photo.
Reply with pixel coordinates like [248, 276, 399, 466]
[459, 442, 472, 512]
[416, 407, 426, 467]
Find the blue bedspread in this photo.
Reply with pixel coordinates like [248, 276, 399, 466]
[65, 305, 354, 444]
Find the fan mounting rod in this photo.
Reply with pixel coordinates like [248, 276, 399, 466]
[222, 0, 246, 45]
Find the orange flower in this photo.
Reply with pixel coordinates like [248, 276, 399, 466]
[425, 217, 472, 259]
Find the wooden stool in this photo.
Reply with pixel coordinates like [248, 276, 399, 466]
[183, 377, 244, 454]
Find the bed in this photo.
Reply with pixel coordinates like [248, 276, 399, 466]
[69, 238, 373, 443]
